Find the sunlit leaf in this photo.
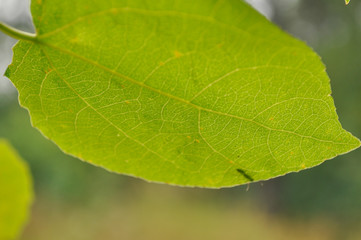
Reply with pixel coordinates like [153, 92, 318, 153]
[0, 140, 33, 240]
[4, 0, 360, 187]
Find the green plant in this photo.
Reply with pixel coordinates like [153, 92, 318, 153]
[0, 0, 359, 188]
[1, 0, 360, 238]
[0, 140, 33, 240]
[0, 0, 360, 239]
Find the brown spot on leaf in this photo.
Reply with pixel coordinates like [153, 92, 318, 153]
[173, 50, 183, 58]
[111, 8, 119, 14]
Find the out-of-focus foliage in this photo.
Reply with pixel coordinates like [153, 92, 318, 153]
[0, 140, 33, 240]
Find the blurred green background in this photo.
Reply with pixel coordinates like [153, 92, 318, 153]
[0, 0, 360, 239]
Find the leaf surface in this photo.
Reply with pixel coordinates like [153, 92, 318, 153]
[0, 140, 33, 240]
[5, 0, 360, 187]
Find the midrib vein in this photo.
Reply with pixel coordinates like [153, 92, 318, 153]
[39, 44, 179, 167]
[39, 41, 352, 146]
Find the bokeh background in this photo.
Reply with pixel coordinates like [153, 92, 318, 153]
[1, 0, 360, 239]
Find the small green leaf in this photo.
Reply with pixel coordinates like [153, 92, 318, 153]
[345, 0, 350, 5]
[4, 0, 360, 187]
[0, 140, 33, 240]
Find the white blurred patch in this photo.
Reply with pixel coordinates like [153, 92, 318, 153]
[245, 0, 274, 19]
[0, 36, 16, 95]
[271, 0, 300, 13]
[0, 0, 32, 96]
[0, 0, 31, 23]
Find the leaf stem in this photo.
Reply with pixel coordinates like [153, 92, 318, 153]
[0, 22, 36, 42]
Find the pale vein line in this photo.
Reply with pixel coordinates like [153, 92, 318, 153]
[38, 41, 352, 146]
[197, 110, 250, 173]
[39, 46, 176, 166]
[38, 7, 255, 41]
[267, 130, 285, 169]
[251, 97, 331, 120]
[38, 68, 52, 120]
[143, 51, 195, 84]
[190, 67, 247, 102]
[13, 44, 34, 75]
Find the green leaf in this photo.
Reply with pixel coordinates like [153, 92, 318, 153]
[0, 140, 33, 240]
[4, 0, 360, 187]
[345, 0, 350, 5]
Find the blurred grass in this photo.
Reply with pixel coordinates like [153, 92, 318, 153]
[21, 185, 350, 240]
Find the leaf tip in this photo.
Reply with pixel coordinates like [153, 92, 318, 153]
[4, 66, 11, 78]
[345, 0, 350, 5]
[347, 133, 361, 153]
[355, 136, 361, 148]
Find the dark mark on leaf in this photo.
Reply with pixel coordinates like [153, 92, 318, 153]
[236, 169, 254, 182]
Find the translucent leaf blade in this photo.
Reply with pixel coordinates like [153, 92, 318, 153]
[6, 0, 360, 187]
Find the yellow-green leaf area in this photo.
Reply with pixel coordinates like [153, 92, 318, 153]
[6, 0, 360, 187]
[0, 140, 33, 240]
